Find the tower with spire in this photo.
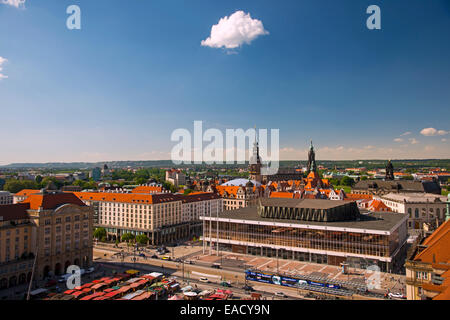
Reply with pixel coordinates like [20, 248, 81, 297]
[248, 128, 262, 183]
[307, 140, 317, 173]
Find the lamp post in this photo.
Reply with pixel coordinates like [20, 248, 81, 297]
[182, 259, 185, 282]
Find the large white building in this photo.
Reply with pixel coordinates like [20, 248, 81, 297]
[376, 193, 448, 231]
[0, 191, 13, 205]
[73, 191, 222, 245]
[165, 169, 186, 187]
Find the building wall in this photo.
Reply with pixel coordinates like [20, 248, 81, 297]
[82, 196, 222, 245]
[0, 192, 13, 205]
[379, 196, 447, 231]
[0, 219, 34, 289]
[202, 217, 408, 273]
[27, 204, 94, 280]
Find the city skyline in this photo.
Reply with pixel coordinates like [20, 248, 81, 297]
[1, 0, 449, 165]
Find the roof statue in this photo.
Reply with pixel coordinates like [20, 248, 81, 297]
[385, 160, 394, 180]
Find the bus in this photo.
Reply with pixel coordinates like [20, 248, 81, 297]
[244, 270, 342, 289]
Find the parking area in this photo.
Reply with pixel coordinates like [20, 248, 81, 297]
[190, 250, 406, 297]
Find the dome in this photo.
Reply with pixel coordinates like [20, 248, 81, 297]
[221, 179, 261, 187]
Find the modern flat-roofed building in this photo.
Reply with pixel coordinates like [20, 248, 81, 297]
[73, 191, 222, 245]
[201, 198, 408, 273]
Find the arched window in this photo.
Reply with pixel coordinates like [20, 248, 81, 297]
[437, 208, 440, 218]
[408, 208, 412, 218]
[415, 208, 419, 218]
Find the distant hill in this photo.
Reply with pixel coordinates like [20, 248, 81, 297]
[1, 159, 449, 170]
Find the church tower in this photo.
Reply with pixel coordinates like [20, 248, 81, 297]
[307, 140, 317, 173]
[248, 130, 262, 183]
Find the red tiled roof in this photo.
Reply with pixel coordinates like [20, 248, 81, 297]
[413, 220, 450, 300]
[131, 186, 163, 193]
[344, 193, 373, 200]
[270, 192, 295, 199]
[14, 189, 41, 197]
[73, 191, 219, 205]
[21, 192, 86, 210]
[0, 203, 30, 221]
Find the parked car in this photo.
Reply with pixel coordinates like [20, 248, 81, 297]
[242, 285, 254, 291]
[275, 292, 287, 298]
[175, 258, 182, 263]
[199, 277, 210, 283]
[220, 281, 231, 287]
[85, 267, 95, 274]
[388, 292, 406, 299]
[212, 263, 221, 269]
[151, 255, 158, 259]
[138, 253, 146, 258]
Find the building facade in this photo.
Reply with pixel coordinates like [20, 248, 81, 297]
[21, 192, 94, 280]
[405, 220, 450, 300]
[0, 191, 94, 289]
[0, 191, 13, 205]
[165, 169, 186, 187]
[201, 198, 408, 273]
[377, 193, 448, 232]
[0, 203, 34, 290]
[73, 191, 221, 245]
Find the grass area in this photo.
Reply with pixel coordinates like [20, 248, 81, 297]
[333, 186, 352, 193]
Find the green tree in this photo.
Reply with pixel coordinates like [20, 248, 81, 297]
[184, 188, 193, 195]
[35, 175, 43, 184]
[136, 234, 149, 245]
[93, 227, 107, 240]
[121, 232, 135, 243]
[135, 177, 147, 185]
[163, 181, 178, 193]
[341, 176, 355, 187]
[4, 179, 39, 193]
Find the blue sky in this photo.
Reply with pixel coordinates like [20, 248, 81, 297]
[0, 0, 449, 164]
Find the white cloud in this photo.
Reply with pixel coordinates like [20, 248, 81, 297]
[0, 56, 8, 80]
[420, 127, 448, 136]
[201, 10, 269, 50]
[393, 138, 403, 143]
[400, 131, 411, 136]
[409, 138, 419, 145]
[1, 0, 25, 8]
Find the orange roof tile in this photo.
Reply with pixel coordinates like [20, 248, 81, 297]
[14, 189, 41, 197]
[131, 186, 163, 193]
[73, 191, 219, 205]
[270, 192, 295, 199]
[21, 193, 86, 210]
